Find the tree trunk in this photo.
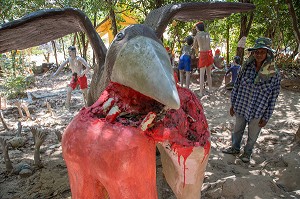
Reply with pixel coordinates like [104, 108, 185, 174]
[11, 50, 17, 76]
[93, 12, 97, 68]
[43, 53, 50, 63]
[76, 33, 83, 57]
[51, 41, 59, 67]
[286, 0, 300, 55]
[155, 0, 163, 8]
[73, 33, 77, 46]
[107, 0, 118, 37]
[60, 38, 66, 60]
[80, 32, 87, 60]
[265, 24, 276, 40]
[236, 0, 254, 64]
[226, 21, 230, 67]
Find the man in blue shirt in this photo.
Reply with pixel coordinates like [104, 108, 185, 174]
[225, 56, 241, 90]
[222, 38, 281, 163]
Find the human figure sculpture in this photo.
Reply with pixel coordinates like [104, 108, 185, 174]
[213, 49, 225, 70]
[193, 22, 214, 97]
[178, 36, 195, 89]
[53, 46, 90, 109]
[0, 2, 255, 198]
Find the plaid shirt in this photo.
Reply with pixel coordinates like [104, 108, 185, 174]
[231, 60, 281, 122]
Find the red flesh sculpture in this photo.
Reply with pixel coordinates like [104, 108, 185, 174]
[62, 82, 210, 199]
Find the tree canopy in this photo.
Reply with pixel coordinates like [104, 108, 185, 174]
[0, 0, 299, 64]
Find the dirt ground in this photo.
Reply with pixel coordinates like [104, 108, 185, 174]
[0, 69, 299, 199]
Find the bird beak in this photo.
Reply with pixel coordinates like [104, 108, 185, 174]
[111, 36, 180, 110]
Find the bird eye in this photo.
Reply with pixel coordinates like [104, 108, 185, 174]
[116, 32, 124, 41]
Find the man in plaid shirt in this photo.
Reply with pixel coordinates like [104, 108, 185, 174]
[222, 37, 281, 163]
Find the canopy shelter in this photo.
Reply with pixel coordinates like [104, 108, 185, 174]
[96, 13, 137, 45]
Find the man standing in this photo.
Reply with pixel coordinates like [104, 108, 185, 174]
[222, 38, 281, 163]
[193, 21, 214, 97]
[53, 46, 90, 109]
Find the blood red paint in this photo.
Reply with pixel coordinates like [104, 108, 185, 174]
[64, 82, 210, 195]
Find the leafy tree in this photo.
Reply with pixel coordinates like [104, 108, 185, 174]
[1, 0, 299, 73]
[286, 0, 300, 55]
[1, 51, 34, 99]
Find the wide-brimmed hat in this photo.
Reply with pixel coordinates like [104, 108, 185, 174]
[248, 37, 275, 52]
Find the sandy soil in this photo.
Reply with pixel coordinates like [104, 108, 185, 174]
[0, 70, 299, 199]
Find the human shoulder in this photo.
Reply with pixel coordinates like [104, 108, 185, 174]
[216, 56, 224, 61]
[76, 56, 87, 63]
[61, 57, 70, 65]
[197, 31, 208, 37]
[76, 56, 83, 60]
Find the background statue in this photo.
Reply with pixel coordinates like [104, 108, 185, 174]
[53, 46, 90, 109]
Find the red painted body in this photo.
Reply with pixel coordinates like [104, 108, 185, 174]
[62, 82, 210, 199]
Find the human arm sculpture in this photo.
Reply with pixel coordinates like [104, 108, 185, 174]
[53, 59, 69, 77]
[78, 57, 90, 77]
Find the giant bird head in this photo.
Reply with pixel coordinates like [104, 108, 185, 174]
[0, 2, 255, 109]
[104, 24, 180, 109]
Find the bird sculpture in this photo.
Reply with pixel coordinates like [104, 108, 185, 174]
[0, 2, 255, 198]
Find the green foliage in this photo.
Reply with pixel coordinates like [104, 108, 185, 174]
[3, 75, 29, 99]
[0, 0, 299, 70]
[0, 52, 33, 99]
[30, 46, 44, 55]
[276, 54, 298, 69]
